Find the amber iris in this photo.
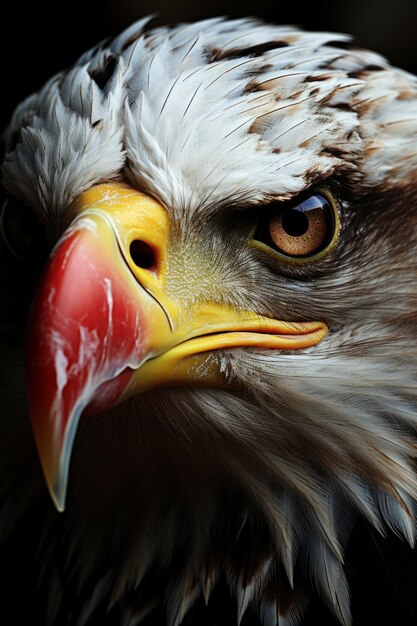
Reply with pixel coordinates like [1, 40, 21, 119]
[268, 194, 334, 257]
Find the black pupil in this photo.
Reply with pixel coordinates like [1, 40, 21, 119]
[282, 208, 309, 237]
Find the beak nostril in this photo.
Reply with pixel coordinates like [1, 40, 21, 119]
[129, 240, 157, 270]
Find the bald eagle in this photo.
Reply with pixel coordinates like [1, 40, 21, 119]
[1, 16, 417, 626]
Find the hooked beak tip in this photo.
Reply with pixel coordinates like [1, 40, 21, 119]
[50, 483, 66, 513]
[34, 403, 85, 514]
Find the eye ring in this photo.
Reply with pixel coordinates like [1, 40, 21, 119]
[250, 189, 340, 264]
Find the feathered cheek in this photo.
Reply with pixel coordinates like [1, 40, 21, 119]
[25, 182, 328, 511]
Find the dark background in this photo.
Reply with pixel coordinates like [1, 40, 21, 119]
[2, 3, 417, 625]
[2, 0, 417, 124]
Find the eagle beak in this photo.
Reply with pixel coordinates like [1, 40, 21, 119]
[26, 182, 328, 511]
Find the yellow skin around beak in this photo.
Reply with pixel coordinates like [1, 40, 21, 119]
[27, 182, 328, 510]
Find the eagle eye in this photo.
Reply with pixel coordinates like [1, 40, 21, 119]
[253, 191, 339, 262]
[0, 198, 47, 262]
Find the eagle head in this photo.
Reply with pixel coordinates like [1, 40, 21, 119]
[1, 16, 417, 626]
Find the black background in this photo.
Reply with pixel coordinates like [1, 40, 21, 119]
[2, 0, 417, 124]
[2, 3, 417, 624]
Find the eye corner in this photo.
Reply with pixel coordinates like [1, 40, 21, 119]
[251, 188, 340, 264]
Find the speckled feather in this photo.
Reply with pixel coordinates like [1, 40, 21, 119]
[4, 17, 417, 221]
[2, 16, 417, 626]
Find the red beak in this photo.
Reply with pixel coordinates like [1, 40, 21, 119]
[26, 210, 165, 509]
